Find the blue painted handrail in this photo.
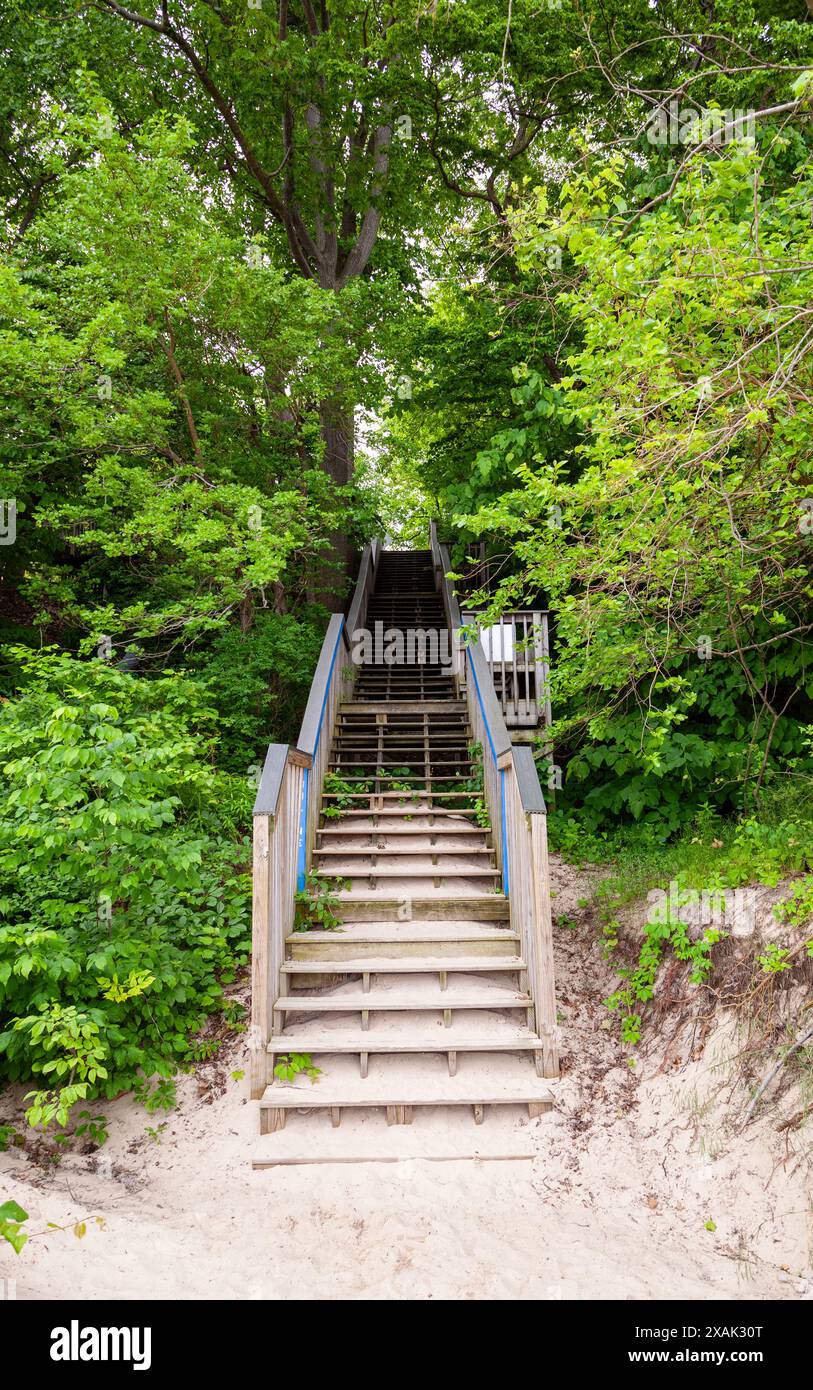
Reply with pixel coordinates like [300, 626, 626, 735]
[466, 639, 510, 896]
[291, 541, 380, 890]
[295, 617, 346, 890]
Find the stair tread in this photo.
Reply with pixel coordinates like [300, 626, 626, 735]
[317, 826, 487, 836]
[334, 891, 507, 902]
[282, 955, 524, 972]
[322, 792, 484, 800]
[268, 1031, 540, 1052]
[260, 1055, 554, 1108]
[274, 989, 531, 1010]
[314, 847, 492, 856]
[322, 811, 486, 817]
[287, 925, 518, 942]
[325, 767, 475, 778]
[321, 868, 499, 879]
[251, 1126, 536, 1166]
[337, 887, 501, 897]
[342, 702, 465, 713]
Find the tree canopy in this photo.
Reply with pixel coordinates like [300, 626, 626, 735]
[1, 0, 812, 1131]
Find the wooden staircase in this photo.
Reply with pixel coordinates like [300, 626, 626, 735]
[255, 549, 557, 1133]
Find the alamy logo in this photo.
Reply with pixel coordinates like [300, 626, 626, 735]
[0, 498, 16, 545]
[50, 1321, 151, 1371]
[646, 100, 755, 147]
[350, 622, 455, 667]
[647, 879, 756, 935]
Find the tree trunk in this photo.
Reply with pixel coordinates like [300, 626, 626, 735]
[319, 398, 354, 485]
[315, 399, 354, 612]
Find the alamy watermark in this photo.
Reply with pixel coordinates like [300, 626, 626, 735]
[50, 1321, 151, 1371]
[647, 879, 756, 937]
[0, 498, 16, 545]
[646, 101, 755, 147]
[350, 622, 456, 667]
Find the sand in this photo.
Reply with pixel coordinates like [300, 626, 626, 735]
[1, 856, 810, 1301]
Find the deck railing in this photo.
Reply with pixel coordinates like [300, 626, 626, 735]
[249, 543, 379, 1097]
[431, 523, 559, 1076]
[462, 608, 552, 730]
[429, 524, 551, 729]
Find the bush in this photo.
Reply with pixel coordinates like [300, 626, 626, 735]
[0, 649, 252, 1127]
[186, 611, 325, 771]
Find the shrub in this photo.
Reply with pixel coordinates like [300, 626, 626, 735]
[0, 649, 251, 1126]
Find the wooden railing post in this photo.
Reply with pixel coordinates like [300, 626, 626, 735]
[250, 746, 308, 1098]
[530, 810, 559, 1077]
[250, 809, 272, 1098]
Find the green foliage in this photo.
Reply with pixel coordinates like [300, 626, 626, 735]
[377, 765, 418, 799]
[606, 909, 724, 1048]
[273, 1053, 321, 1085]
[594, 795, 813, 1043]
[0, 1124, 20, 1151]
[775, 877, 813, 931]
[293, 872, 348, 932]
[188, 612, 325, 770]
[757, 944, 793, 975]
[447, 142, 813, 835]
[0, 1198, 29, 1255]
[322, 770, 369, 818]
[0, 649, 251, 1127]
[445, 745, 490, 828]
[133, 1076, 177, 1114]
[0, 110, 360, 654]
[75, 1111, 109, 1147]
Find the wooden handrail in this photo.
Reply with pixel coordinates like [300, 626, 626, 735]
[437, 542, 462, 628]
[250, 746, 307, 1096]
[466, 635, 512, 763]
[253, 744, 300, 818]
[429, 525, 558, 1077]
[346, 541, 379, 641]
[250, 540, 380, 1096]
[297, 613, 348, 760]
[295, 613, 349, 891]
[511, 743, 548, 814]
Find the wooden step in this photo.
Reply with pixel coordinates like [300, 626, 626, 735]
[324, 773, 478, 782]
[268, 1029, 538, 1053]
[341, 702, 465, 714]
[267, 1029, 542, 1077]
[320, 807, 484, 820]
[319, 795, 486, 806]
[328, 761, 476, 771]
[287, 926, 518, 960]
[335, 729, 468, 738]
[327, 750, 469, 761]
[337, 721, 468, 730]
[274, 987, 532, 1017]
[259, 1055, 554, 1130]
[313, 847, 493, 858]
[316, 826, 488, 837]
[282, 955, 523, 977]
[332, 896, 509, 921]
[318, 866, 499, 880]
[251, 1123, 536, 1167]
